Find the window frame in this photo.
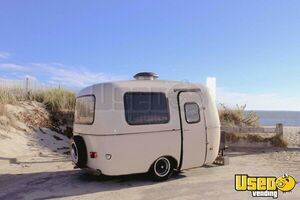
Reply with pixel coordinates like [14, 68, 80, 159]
[123, 92, 170, 126]
[74, 94, 96, 125]
[184, 102, 201, 124]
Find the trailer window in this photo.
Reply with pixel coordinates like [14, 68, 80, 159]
[184, 102, 200, 123]
[124, 92, 170, 125]
[75, 95, 95, 124]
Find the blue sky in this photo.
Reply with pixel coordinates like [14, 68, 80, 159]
[0, 0, 300, 110]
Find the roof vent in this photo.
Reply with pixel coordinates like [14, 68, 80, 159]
[133, 72, 158, 80]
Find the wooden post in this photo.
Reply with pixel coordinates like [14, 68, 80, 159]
[25, 77, 29, 93]
[276, 123, 284, 140]
[220, 131, 226, 153]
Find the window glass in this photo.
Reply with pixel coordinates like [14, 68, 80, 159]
[184, 102, 200, 123]
[75, 95, 95, 124]
[124, 92, 170, 125]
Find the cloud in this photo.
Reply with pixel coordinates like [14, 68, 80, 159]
[31, 63, 127, 88]
[0, 63, 26, 71]
[0, 52, 10, 59]
[217, 87, 300, 111]
[0, 62, 127, 89]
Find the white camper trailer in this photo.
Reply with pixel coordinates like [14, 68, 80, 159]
[71, 72, 220, 181]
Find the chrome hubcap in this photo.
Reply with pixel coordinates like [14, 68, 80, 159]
[154, 157, 170, 177]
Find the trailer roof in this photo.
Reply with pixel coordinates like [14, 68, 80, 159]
[77, 80, 207, 97]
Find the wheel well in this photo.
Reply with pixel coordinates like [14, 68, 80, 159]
[166, 156, 178, 169]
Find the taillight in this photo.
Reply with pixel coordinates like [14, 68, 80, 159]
[89, 152, 97, 158]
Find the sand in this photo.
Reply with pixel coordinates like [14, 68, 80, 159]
[284, 126, 300, 148]
[0, 145, 299, 200]
[0, 103, 299, 199]
[0, 102, 70, 163]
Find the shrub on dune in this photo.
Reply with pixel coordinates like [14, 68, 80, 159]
[219, 104, 260, 128]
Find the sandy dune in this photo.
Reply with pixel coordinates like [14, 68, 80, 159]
[0, 102, 70, 164]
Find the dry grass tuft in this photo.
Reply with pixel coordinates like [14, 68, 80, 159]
[225, 133, 264, 143]
[0, 89, 18, 104]
[269, 135, 288, 148]
[219, 104, 260, 128]
[0, 88, 75, 112]
[226, 133, 287, 147]
[30, 89, 75, 112]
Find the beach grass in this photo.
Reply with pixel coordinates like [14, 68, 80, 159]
[0, 88, 75, 112]
[226, 132, 288, 147]
[30, 89, 75, 111]
[219, 104, 260, 127]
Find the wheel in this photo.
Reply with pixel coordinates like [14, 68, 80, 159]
[71, 135, 87, 168]
[149, 157, 173, 181]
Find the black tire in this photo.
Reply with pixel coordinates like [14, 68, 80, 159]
[149, 157, 174, 181]
[71, 135, 87, 168]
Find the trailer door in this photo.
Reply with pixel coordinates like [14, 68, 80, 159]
[179, 91, 207, 169]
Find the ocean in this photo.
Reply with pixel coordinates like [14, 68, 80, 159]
[250, 111, 300, 127]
